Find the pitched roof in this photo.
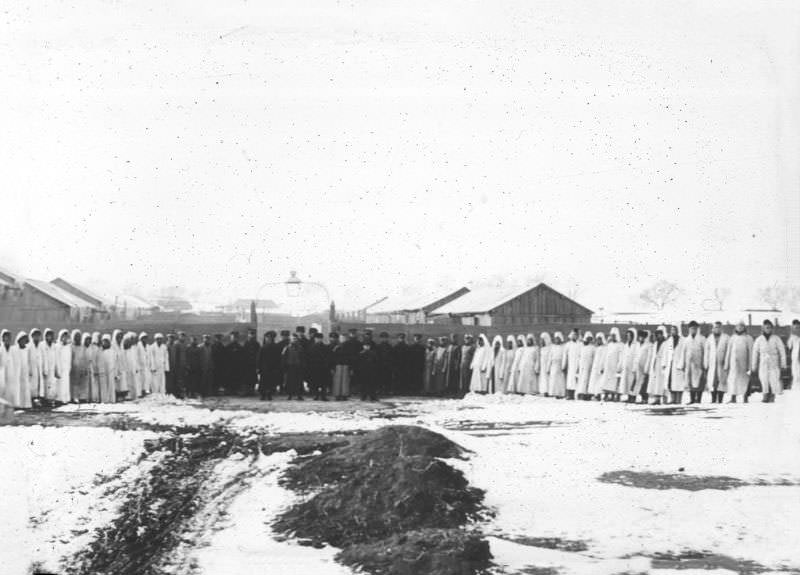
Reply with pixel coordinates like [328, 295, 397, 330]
[24, 279, 99, 309]
[51, 277, 112, 307]
[370, 287, 470, 315]
[429, 282, 593, 315]
[116, 294, 159, 309]
[0, 265, 24, 287]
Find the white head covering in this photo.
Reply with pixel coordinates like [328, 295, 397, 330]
[70, 329, 81, 342]
[595, 332, 606, 344]
[540, 332, 552, 346]
[478, 334, 490, 347]
[609, 327, 621, 341]
[526, 333, 536, 346]
[553, 331, 564, 343]
[517, 334, 526, 346]
[44, 328, 54, 337]
[656, 325, 667, 336]
[154, 332, 164, 340]
[82, 333, 92, 345]
[139, 331, 148, 340]
[505, 334, 517, 349]
[0, 329, 10, 340]
[15, 331, 27, 344]
[91, 332, 101, 344]
[583, 331, 594, 342]
[491, 335, 504, 349]
[101, 334, 112, 342]
[57, 328, 69, 341]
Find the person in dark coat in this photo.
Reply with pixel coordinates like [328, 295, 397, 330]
[307, 333, 329, 400]
[357, 339, 380, 401]
[391, 333, 410, 394]
[258, 331, 282, 401]
[376, 331, 394, 395]
[342, 328, 363, 392]
[166, 333, 178, 396]
[276, 330, 291, 394]
[447, 334, 462, 396]
[199, 334, 214, 398]
[241, 328, 260, 396]
[211, 333, 226, 395]
[459, 334, 476, 396]
[296, 326, 311, 352]
[409, 333, 426, 394]
[186, 336, 203, 398]
[282, 333, 306, 400]
[225, 331, 245, 395]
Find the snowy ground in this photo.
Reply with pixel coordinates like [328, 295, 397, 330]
[2, 390, 799, 574]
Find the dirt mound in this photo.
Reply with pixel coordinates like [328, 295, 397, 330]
[337, 528, 491, 575]
[274, 425, 491, 574]
[598, 470, 746, 491]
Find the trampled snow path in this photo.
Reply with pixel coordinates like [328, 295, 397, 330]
[4, 390, 800, 574]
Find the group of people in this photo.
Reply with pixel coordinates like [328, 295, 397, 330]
[462, 319, 799, 404]
[0, 319, 797, 408]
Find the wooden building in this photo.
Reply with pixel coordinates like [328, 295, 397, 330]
[366, 287, 470, 324]
[0, 278, 100, 323]
[429, 283, 593, 327]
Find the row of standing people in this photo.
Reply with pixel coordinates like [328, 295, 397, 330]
[462, 319, 799, 404]
[0, 328, 172, 407]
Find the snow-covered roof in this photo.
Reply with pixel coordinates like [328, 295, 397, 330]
[115, 294, 159, 309]
[24, 279, 99, 309]
[51, 277, 113, 307]
[430, 282, 593, 316]
[370, 287, 469, 314]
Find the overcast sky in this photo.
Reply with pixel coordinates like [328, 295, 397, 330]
[2, 0, 798, 311]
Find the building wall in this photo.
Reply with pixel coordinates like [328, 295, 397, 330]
[0, 285, 78, 323]
[489, 284, 592, 325]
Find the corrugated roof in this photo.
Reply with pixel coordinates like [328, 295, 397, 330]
[25, 279, 99, 309]
[370, 287, 469, 314]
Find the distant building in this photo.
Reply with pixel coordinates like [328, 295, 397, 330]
[220, 298, 278, 323]
[113, 294, 160, 320]
[366, 287, 470, 324]
[1, 279, 101, 323]
[51, 277, 112, 312]
[429, 283, 593, 326]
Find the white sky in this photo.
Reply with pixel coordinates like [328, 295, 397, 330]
[2, 0, 798, 311]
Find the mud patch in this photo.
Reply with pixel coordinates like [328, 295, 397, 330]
[442, 420, 573, 432]
[494, 534, 589, 552]
[598, 470, 746, 491]
[643, 406, 714, 416]
[647, 550, 800, 574]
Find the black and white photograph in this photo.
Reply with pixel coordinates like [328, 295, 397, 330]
[2, 1, 799, 574]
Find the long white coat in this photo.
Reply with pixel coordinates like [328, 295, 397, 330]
[564, 340, 580, 391]
[517, 337, 538, 394]
[13, 340, 32, 408]
[507, 338, 526, 393]
[633, 340, 652, 395]
[28, 342, 45, 398]
[54, 341, 72, 403]
[725, 333, 753, 395]
[589, 340, 606, 395]
[548, 343, 567, 397]
[684, 333, 705, 390]
[789, 334, 800, 388]
[649, 340, 668, 396]
[576, 342, 595, 395]
[664, 336, 687, 392]
[704, 333, 730, 393]
[0, 336, 13, 405]
[603, 341, 623, 392]
[751, 334, 787, 395]
[619, 333, 638, 394]
[42, 341, 59, 400]
[148, 342, 170, 395]
[469, 335, 491, 393]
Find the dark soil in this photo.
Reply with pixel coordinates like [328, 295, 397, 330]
[648, 550, 800, 574]
[274, 425, 493, 575]
[441, 420, 572, 432]
[598, 470, 746, 491]
[63, 426, 362, 575]
[495, 534, 589, 552]
[643, 406, 713, 416]
[337, 528, 491, 575]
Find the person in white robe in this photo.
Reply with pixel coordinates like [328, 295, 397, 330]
[788, 319, 800, 391]
[126, 332, 141, 399]
[12, 332, 33, 408]
[564, 329, 580, 400]
[684, 321, 706, 404]
[486, 336, 502, 393]
[548, 332, 567, 398]
[602, 328, 623, 400]
[664, 325, 686, 404]
[148, 333, 170, 395]
[96, 335, 117, 403]
[41, 328, 59, 402]
[538, 332, 552, 395]
[111, 329, 128, 399]
[648, 326, 669, 404]
[751, 319, 787, 402]
[507, 335, 526, 394]
[632, 330, 652, 403]
[703, 322, 730, 403]
[28, 328, 45, 401]
[493, 335, 515, 394]
[0, 330, 13, 405]
[725, 321, 753, 402]
[54, 329, 72, 403]
[87, 332, 102, 402]
[517, 334, 538, 395]
[137, 332, 151, 395]
[588, 332, 606, 399]
[469, 334, 491, 393]
[619, 328, 638, 402]
[576, 332, 595, 400]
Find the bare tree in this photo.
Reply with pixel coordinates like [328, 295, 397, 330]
[758, 284, 787, 311]
[639, 280, 681, 311]
[702, 287, 731, 311]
